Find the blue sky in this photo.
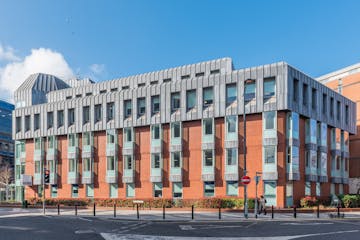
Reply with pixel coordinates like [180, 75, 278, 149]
[1, 0, 360, 101]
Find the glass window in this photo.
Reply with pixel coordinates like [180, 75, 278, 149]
[264, 77, 276, 98]
[15, 117, 21, 132]
[171, 92, 181, 112]
[305, 151, 310, 168]
[171, 122, 181, 138]
[68, 109, 75, 126]
[94, 104, 102, 122]
[83, 158, 91, 171]
[110, 183, 118, 198]
[126, 183, 135, 198]
[124, 128, 132, 142]
[226, 83, 237, 106]
[47, 112, 54, 128]
[305, 182, 311, 196]
[154, 183, 163, 197]
[152, 125, 160, 140]
[311, 88, 317, 110]
[336, 101, 341, 121]
[303, 84, 308, 105]
[83, 132, 91, 146]
[226, 181, 238, 196]
[293, 79, 299, 102]
[48, 160, 55, 173]
[57, 110, 64, 127]
[48, 136, 55, 149]
[124, 100, 132, 118]
[34, 113, 40, 130]
[322, 94, 327, 114]
[68, 134, 76, 147]
[152, 154, 161, 168]
[203, 150, 213, 167]
[226, 115, 237, 133]
[35, 138, 41, 150]
[107, 156, 115, 171]
[264, 146, 276, 164]
[72, 184, 78, 198]
[51, 185, 58, 198]
[137, 98, 146, 117]
[186, 90, 196, 111]
[86, 184, 94, 197]
[264, 111, 276, 130]
[227, 148, 237, 165]
[244, 80, 256, 101]
[68, 159, 76, 172]
[35, 161, 41, 174]
[345, 105, 349, 124]
[107, 130, 115, 144]
[203, 119, 213, 135]
[151, 95, 160, 115]
[125, 155, 132, 169]
[204, 181, 215, 197]
[173, 182, 183, 198]
[107, 102, 114, 121]
[203, 87, 213, 107]
[171, 152, 181, 168]
[83, 106, 90, 124]
[330, 97, 334, 117]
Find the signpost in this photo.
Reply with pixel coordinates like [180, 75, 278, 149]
[241, 176, 251, 185]
[254, 172, 262, 218]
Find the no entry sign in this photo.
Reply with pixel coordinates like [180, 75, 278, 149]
[241, 176, 251, 185]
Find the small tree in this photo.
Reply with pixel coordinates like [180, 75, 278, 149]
[0, 162, 14, 201]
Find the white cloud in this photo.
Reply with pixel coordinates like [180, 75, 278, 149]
[0, 44, 20, 62]
[89, 63, 105, 75]
[0, 47, 74, 102]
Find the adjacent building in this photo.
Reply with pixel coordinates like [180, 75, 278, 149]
[13, 58, 356, 207]
[318, 63, 360, 194]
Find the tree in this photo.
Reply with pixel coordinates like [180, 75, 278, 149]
[0, 162, 14, 201]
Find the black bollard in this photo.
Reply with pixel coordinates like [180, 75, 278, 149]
[57, 204, 60, 215]
[337, 206, 340, 218]
[191, 205, 194, 220]
[75, 205, 78, 216]
[114, 204, 116, 218]
[163, 205, 165, 220]
[219, 207, 221, 220]
[137, 204, 140, 219]
[317, 205, 320, 218]
[93, 203, 96, 216]
[271, 205, 274, 219]
[293, 207, 297, 218]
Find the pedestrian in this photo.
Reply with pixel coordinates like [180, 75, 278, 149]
[259, 195, 267, 215]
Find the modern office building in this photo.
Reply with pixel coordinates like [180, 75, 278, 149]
[318, 63, 360, 194]
[13, 58, 356, 207]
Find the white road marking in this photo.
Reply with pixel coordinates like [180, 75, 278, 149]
[281, 222, 334, 226]
[179, 224, 248, 231]
[100, 230, 359, 240]
[78, 217, 93, 222]
[0, 225, 33, 231]
[75, 229, 95, 234]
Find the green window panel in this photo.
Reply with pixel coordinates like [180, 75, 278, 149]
[110, 183, 118, 198]
[204, 181, 215, 197]
[86, 184, 94, 197]
[305, 182, 311, 196]
[126, 183, 135, 198]
[264, 181, 276, 206]
[173, 182, 182, 198]
[51, 185, 58, 198]
[316, 182, 321, 196]
[107, 156, 115, 171]
[226, 181, 238, 196]
[72, 184, 79, 198]
[154, 183, 163, 197]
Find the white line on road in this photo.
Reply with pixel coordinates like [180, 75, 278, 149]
[78, 217, 93, 222]
[0, 225, 33, 231]
[281, 222, 334, 226]
[75, 229, 95, 234]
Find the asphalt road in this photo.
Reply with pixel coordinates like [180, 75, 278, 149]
[0, 215, 359, 240]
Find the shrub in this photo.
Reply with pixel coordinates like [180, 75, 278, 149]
[220, 198, 244, 209]
[300, 196, 318, 208]
[342, 195, 360, 208]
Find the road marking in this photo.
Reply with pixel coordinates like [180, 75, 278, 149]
[281, 222, 334, 226]
[0, 225, 33, 231]
[75, 229, 95, 234]
[100, 230, 359, 240]
[179, 224, 248, 231]
[78, 217, 93, 222]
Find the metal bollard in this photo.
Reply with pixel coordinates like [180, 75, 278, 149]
[271, 205, 274, 219]
[114, 204, 116, 218]
[93, 203, 96, 216]
[57, 204, 60, 215]
[219, 207, 221, 220]
[75, 205, 78, 216]
[293, 207, 297, 218]
[337, 206, 340, 218]
[136, 204, 140, 219]
[163, 205, 165, 220]
[317, 205, 320, 218]
[191, 205, 194, 220]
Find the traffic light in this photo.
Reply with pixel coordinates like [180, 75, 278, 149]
[44, 169, 50, 184]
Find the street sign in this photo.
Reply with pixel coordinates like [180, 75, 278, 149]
[241, 176, 251, 185]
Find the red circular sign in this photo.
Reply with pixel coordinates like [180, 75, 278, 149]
[241, 176, 251, 185]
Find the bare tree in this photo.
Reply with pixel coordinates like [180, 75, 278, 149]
[0, 162, 14, 201]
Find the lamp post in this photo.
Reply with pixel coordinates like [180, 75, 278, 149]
[254, 171, 262, 218]
[243, 82, 248, 219]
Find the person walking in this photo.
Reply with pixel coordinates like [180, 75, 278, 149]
[259, 195, 267, 215]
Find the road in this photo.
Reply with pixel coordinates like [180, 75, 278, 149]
[0, 214, 359, 240]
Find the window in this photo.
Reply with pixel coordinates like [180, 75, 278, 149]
[122, 86, 129, 90]
[35, 138, 41, 150]
[226, 83, 237, 106]
[227, 148, 237, 165]
[94, 104, 102, 123]
[195, 72, 205, 77]
[203, 87, 213, 107]
[34, 114, 40, 130]
[186, 90, 196, 111]
[336, 156, 340, 170]
[35, 160, 41, 173]
[68, 134, 76, 147]
[151, 125, 160, 140]
[25, 115, 30, 132]
[100, 90, 106, 94]
[47, 112, 53, 129]
[48, 136, 55, 149]
[293, 79, 299, 102]
[287, 146, 291, 164]
[171, 122, 181, 138]
[152, 154, 161, 168]
[57, 110, 64, 127]
[264, 146, 276, 164]
[107, 130, 115, 144]
[107, 102, 114, 121]
[110, 88, 117, 92]
[66, 96, 72, 100]
[345, 105, 349, 124]
[137, 98, 146, 117]
[110, 183, 118, 198]
[173, 182, 183, 198]
[181, 74, 190, 80]
[76, 94, 82, 98]
[171, 152, 181, 168]
[16, 117, 21, 132]
[336, 101, 341, 121]
[72, 184, 78, 198]
[303, 83, 308, 105]
[124, 100, 132, 118]
[203, 119, 213, 135]
[226, 115, 237, 133]
[264, 77, 276, 98]
[153, 183, 163, 197]
[150, 80, 158, 85]
[171, 92, 180, 112]
[85, 92, 92, 96]
[244, 80, 256, 101]
[264, 111, 276, 130]
[83, 106, 90, 124]
[204, 181, 215, 197]
[203, 150, 213, 166]
[163, 78, 171, 83]
[124, 155, 132, 169]
[151, 95, 160, 115]
[68, 108, 75, 126]
[86, 184, 94, 197]
[124, 128, 132, 142]
[210, 69, 220, 75]
[322, 94, 327, 114]
[138, 83, 145, 87]
[226, 181, 238, 196]
[305, 182, 311, 196]
[126, 183, 135, 198]
[83, 158, 91, 171]
[330, 97, 334, 117]
[305, 151, 310, 168]
[51, 185, 58, 198]
[107, 156, 115, 171]
[311, 88, 317, 110]
[69, 159, 76, 172]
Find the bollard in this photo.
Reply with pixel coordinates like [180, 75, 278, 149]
[57, 204, 60, 215]
[114, 204, 116, 218]
[317, 205, 320, 218]
[218, 207, 221, 220]
[337, 206, 340, 218]
[293, 207, 297, 218]
[191, 205, 194, 220]
[136, 204, 140, 219]
[75, 205, 78, 216]
[163, 205, 165, 220]
[271, 205, 274, 219]
[93, 203, 96, 216]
